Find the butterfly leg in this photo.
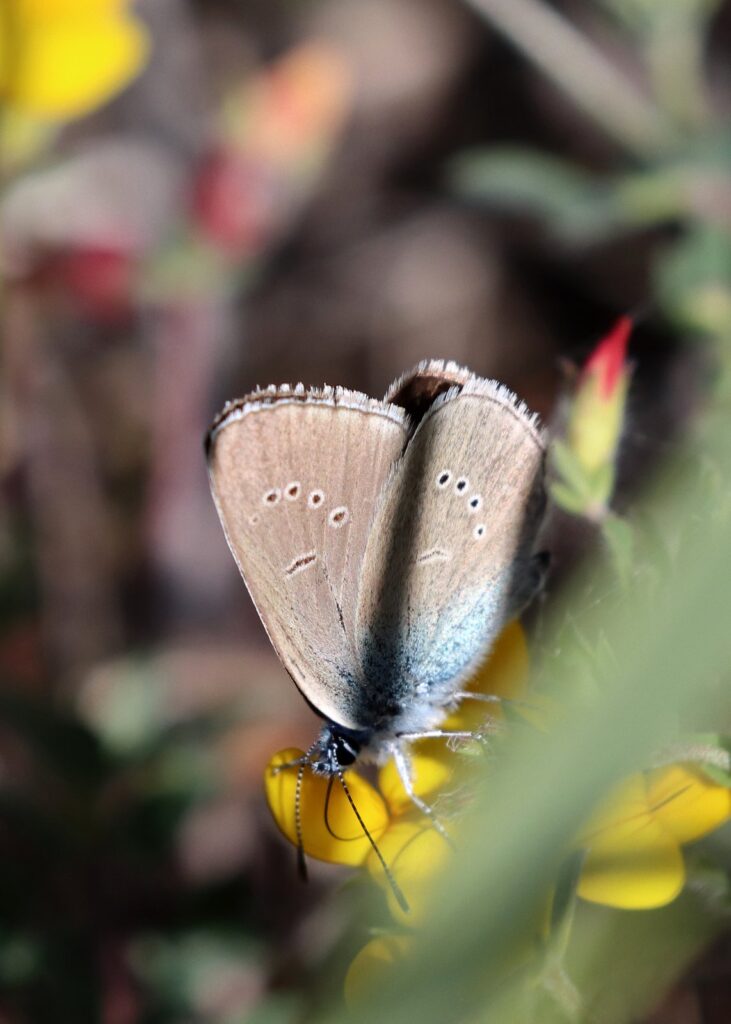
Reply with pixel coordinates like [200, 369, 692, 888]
[452, 692, 536, 713]
[397, 729, 490, 743]
[452, 692, 502, 704]
[391, 744, 453, 845]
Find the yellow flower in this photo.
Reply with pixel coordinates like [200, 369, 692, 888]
[0, 0, 149, 121]
[264, 623, 529, 907]
[578, 763, 731, 909]
[265, 623, 731, 924]
[264, 620, 731, 1012]
[264, 748, 389, 867]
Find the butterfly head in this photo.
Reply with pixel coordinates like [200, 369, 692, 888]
[308, 723, 365, 775]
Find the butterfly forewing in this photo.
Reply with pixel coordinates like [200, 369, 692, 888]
[355, 376, 545, 719]
[207, 386, 410, 729]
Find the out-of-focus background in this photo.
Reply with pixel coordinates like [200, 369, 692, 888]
[1, 1, 730, 1021]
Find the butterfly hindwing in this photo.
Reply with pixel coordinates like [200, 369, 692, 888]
[355, 376, 546, 719]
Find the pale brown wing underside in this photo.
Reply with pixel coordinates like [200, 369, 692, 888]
[207, 369, 546, 734]
[355, 377, 546, 715]
[207, 385, 410, 728]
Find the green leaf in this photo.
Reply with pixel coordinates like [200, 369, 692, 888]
[548, 481, 591, 517]
[448, 148, 622, 242]
[585, 461, 616, 508]
[655, 225, 731, 334]
[326, 411, 731, 1024]
[549, 442, 593, 499]
[549, 851, 586, 941]
[601, 514, 635, 582]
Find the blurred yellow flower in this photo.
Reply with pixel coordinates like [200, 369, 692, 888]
[0, 0, 149, 120]
[365, 819, 452, 926]
[344, 935, 412, 1009]
[578, 763, 731, 909]
[264, 622, 731, 941]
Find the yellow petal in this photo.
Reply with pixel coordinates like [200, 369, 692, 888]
[378, 741, 454, 816]
[264, 748, 389, 866]
[579, 774, 648, 841]
[578, 775, 684, 909]
[18, 1, 130, 18]
[367, 820, 451, 924]
[7, 17, 149, 119]
[647, 763, 731, 845]
[344, 936, 412, 1009]
[471, 620, 530, 698]
[578, 818, 684, 909]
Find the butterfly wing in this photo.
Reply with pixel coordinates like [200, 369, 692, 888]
[355, 376, 545, 720]
[384, 358, 475, 423]
[207, 386, 410, 729]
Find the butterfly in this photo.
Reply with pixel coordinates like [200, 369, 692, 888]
[206, 360, 547, 885]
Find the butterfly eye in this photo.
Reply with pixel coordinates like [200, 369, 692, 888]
[329, 506, 349, 528]
[285, 481, 301, 501]
[307, 489, 325, 509]
[474, 524, 486, 540]
[469, 495, 482, 512]
[333, 734, 359, 766]
[455, 477, 469, 493]
[263, 488, 281, 506]
[436, 470, 452, 489]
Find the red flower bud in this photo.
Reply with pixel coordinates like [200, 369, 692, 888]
[583, 315, 633, 400]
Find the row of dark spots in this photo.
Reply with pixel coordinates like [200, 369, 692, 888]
[435, 470, 485, 539]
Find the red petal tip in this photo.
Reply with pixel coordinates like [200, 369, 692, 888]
[585, 315, 633, 399]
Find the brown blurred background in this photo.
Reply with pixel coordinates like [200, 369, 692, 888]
[1, 0, 730, 1020]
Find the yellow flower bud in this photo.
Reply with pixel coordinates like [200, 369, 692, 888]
[567, 316, 632, 477]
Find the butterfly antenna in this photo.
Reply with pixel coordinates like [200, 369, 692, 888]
[336, 768, 410, 914]
[323, 776, 338, 840]
[294, 761, 308, 881]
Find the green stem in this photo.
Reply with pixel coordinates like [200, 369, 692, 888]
[645, 18, 710, 132]
[463, 0, 681, 159]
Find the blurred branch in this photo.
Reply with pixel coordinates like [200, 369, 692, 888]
[463, 0, 681, 158]
[645, 20, 709, 132]
[3, 289, 123, 681]
[144, 300, 234, 629]
[321, 422, 731, 1023]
